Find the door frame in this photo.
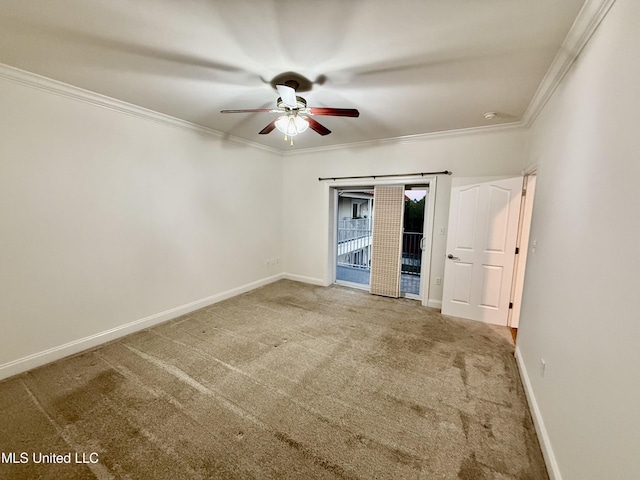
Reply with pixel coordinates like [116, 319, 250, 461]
[332, 186, 375, 292]
[508, 172, 537, 328]
[326, 176, 437, 307]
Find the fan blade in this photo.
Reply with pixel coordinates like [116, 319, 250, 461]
[276, 84, 297, 108]
[306, 117, 331, 136]
[259, 120, 277, 135]
[221, 109, 278, 114]
[308, 108, 360, 117]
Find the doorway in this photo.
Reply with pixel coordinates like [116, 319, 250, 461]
[330, 178, 436, 306]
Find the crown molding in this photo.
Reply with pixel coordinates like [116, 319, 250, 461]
[0, 63, 281, 155]
[281, 121, 525, 156]
[0, 61, 524, 156]
[522, 0, 617, 127]
[279, 0, 617, 157]
[0, 0, 615, 157]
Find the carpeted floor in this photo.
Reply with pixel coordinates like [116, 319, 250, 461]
[0, 280, 547, 479]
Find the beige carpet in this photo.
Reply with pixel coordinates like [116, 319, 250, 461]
[0, 280, 547, 479]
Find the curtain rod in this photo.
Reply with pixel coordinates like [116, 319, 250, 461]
[318, 170, 452, 181]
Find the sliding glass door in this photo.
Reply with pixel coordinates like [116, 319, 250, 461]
[334, 184, 430, 300]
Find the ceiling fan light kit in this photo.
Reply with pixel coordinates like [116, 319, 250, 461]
[221, 74, 359, 147]
[275, 115, 309, 145]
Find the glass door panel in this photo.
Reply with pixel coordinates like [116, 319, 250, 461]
[401, 187, 428, 297]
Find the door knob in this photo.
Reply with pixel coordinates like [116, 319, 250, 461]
[447, 254, 460, 260]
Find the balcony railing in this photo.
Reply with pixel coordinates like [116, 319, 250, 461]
[337, 218, 372, 268]
[337, 218, 372, 241]
[402, 232, 423, 275]
[336, 225, 423, 293]
[337, 221, 422, 273]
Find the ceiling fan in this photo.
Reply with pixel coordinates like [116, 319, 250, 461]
[221, 77, 359, 146]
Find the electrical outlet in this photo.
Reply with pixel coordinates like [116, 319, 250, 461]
[435, 277, 442, 285]
[540, 359, 546, 377]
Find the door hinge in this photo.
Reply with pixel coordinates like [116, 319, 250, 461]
[509, 302, 513, 309]
[515, 247, 520, 254]
[522, 188, 527, 196]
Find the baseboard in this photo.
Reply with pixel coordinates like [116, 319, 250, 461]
[427, 299, 442, 309]
[0, 274, 285, 381]
[514, 347, 562, 480]
[282, 273, 328, 286]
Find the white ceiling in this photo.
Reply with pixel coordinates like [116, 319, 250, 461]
[0, 0, 586, 151]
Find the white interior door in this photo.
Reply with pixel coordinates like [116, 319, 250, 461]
[442, 177, 523, 325]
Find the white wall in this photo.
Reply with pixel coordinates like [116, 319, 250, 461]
[282, 130, 526, 303]
[0, 71, 526, 378]
[0, 76, 283, 378]
[517, 0, 640, 478]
